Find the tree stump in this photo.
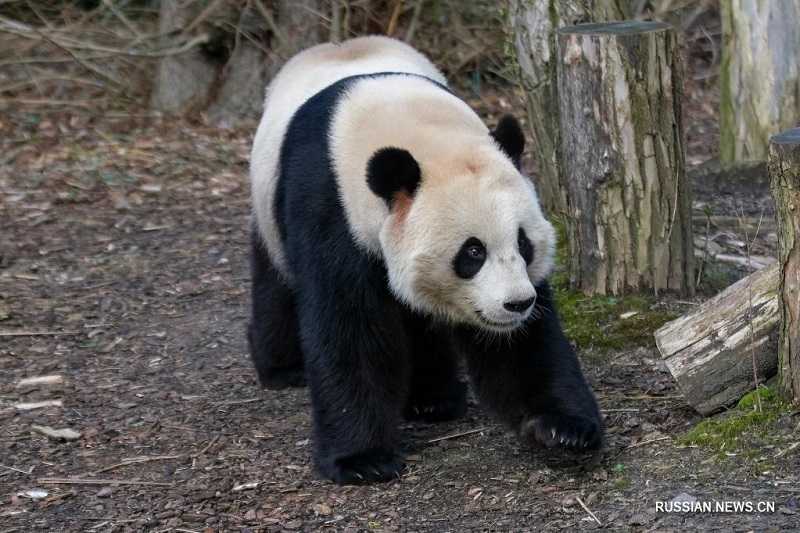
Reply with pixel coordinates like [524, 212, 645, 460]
[720, 1, 800, 166]
[655, 262, 780, 415]
[768, 128, 800, 403]
[554, 22, 693, 295]
[151, 0, 327, 121]
[509, 0, 631, 214]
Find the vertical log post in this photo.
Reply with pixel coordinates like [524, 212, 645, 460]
[554, 22, 694, 296]
[768, 128, 800, 403]
[510, 0, 631, 214]
[720, 1, 800, 166]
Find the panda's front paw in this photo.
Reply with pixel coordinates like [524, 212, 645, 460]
[520, 412, 603, 451]
[320, 449, 405, 485]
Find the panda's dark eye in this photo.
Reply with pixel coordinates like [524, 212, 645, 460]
[467, 245, 484, 259]
[518, 228, 534, 265]
[454, 237, 486, 279]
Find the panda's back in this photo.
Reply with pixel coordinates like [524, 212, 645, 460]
[250, 37, 448, 274]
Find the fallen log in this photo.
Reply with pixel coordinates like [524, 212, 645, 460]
[654, 261, 779, 414]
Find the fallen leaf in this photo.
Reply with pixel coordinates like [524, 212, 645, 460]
[17, 375, 63, 387]
[15, 400, 63, 410]
[313, 503, 332, 516]
[18, 490, 48, 499]
[232, 482, 259, 491]
[31, 425, 82, 441]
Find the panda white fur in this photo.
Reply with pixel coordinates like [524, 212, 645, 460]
[249, 36, 603, 485]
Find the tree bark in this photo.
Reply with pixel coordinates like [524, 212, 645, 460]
[151, 0, 327, 121]
[554, 21, 693, 295]
[509, 0, 631, 214]
[655, 262, 780, 415]
[768, 128, 800, 403]
[150, 0, 219, 115]
[720, 1, 800, 166]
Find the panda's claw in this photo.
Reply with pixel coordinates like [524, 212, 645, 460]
[520, 413, 603, 452]
[326, 449, 405, 485]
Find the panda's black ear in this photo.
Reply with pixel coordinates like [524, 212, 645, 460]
[491, 114, 525, 170]
[366, 147, 422, 207]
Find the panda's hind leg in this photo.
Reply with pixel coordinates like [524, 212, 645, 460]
[248, 225, 305, 389]
[403, 314, 467, 423]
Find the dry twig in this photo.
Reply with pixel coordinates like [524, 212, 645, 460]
[627, 435, 670, 448]
[0, 330, 79, 336]
[191, 435, 221, 458]
[427, 427, 492, 444]
[736, 201, 766, 412]
[575, 496, 602, 526]
[38, 477, 172, 486]
[94, 455, 186, 475]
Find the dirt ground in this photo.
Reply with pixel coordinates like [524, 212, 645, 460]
[2, 30, 799, 533]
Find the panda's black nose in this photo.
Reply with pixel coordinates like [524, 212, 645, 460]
[504, 297, 535, 313]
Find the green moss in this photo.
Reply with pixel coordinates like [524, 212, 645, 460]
[737, 387, 781, 410]
[555, 291, 665, 349]
[678, 387, 793, 459]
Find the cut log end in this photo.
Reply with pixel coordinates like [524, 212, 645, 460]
[655, 262, 780, 415]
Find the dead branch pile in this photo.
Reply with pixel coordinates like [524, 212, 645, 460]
[0, 0, 508, 115]
[0, 1, 168, 107]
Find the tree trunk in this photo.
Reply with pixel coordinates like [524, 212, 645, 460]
[768, 128, 800, 403]
[150, 0, 219, 115]
[554, 21, 693, 295]
[655, 262, 780, 415]
[720, 1, 800, 166]
[509, 0, 631, 214]
[151, 0, 327, 121]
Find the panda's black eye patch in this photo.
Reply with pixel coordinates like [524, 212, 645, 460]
[454, 237, 486, 279]
[518, 228, 534, 265]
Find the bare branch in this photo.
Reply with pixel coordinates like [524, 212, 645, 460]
[101, 0, 145, 39]
[252, 0, 289, 51]
[0, 16, 211, 59]
[181, 0, 227, 36]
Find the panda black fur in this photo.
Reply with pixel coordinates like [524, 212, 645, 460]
[249, 36, 603, 485]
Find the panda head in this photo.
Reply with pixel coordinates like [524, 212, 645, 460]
[367, 115, 556, 333]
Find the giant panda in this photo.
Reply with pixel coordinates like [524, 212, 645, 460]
[249, 36, 603, 485]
